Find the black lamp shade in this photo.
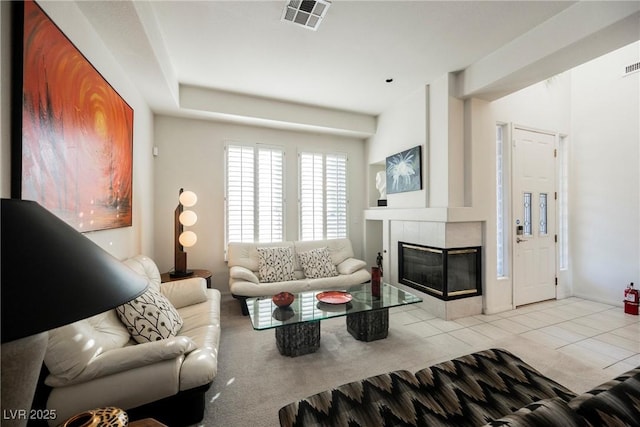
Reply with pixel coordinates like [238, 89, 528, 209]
[1, 199, 148, 343]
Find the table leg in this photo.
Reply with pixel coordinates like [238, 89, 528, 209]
[346, 309, 389, 342]
[275, 321, 321, 357]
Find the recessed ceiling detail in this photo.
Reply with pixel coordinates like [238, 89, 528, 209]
[282, 0, 331, 31]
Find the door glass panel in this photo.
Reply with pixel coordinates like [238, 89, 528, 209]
[523, 192, 532, 236]
[539, 193, 548, 235]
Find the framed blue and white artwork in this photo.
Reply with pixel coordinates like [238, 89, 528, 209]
[386, 146, 422, 194]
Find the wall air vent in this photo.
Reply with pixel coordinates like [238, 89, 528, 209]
[282, 0, 331, 31]
[624, 61, 640, 77]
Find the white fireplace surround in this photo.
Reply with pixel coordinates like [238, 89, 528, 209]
[365, 208, 486, 320]
[389, 220, 483, 320]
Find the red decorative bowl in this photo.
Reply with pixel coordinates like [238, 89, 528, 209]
[272, 292, 295, 308]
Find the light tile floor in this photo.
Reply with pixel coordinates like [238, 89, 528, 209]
[391, 297, 639, 377]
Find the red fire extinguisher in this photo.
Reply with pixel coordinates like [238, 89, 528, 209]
[624, 282, 639, 315]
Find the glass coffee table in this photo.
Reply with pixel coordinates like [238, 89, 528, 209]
[245, 282, 422, 357]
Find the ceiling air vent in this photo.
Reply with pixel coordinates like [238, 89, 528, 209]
[282, 0, 331, 31]
[624, 61, 640, 77]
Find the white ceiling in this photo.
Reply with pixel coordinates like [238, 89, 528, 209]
[75, 1, 638, 123]
[150, 0, 574, 115]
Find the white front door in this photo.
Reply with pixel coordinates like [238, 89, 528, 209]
[512, 127, 557, 306]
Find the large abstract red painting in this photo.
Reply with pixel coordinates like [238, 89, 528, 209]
[14, 0, 134, 232]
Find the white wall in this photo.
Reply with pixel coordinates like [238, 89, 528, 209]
[430, 74, 466, 208]
[570, 42, 640, 305]
[153, 115, 367, 293]
[367, 85, 428, 208]
[489, 74, 572, 135]
[367, 73, 574, 314]
[0, 1, 155, 259]
[366, 75, 469, 210]
[480, 73, 573, 313]
[346, 40, 638, 314]
[473, 42, 639, 312]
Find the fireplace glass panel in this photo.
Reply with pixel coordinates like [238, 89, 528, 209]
[402, 246, 443, 295]
[447, 249, 479, 294]
[399, 242, 481, 301]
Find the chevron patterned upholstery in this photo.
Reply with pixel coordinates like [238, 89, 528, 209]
[280, 370, 425, 426]
[411, 349, 577, 426]
[568, 367, 640, 427]
[279, 348, 640, 427]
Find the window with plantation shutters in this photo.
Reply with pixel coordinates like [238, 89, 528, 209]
[225, 144, 284, 244]
[325, 153, 347, 239]
[299, 152, 348, 241]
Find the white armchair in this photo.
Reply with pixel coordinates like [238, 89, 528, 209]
[43, 255, 221, 426]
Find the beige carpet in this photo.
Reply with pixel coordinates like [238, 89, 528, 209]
[194, 294, 614, 427]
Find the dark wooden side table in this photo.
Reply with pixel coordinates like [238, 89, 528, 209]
[161, 269, 212, 288]
[130, 418, 168, 427]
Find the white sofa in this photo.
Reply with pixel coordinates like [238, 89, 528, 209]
[228, 238, 371, 314]
[42, 255, 221, 426]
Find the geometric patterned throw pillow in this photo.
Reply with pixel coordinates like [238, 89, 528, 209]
[297, 247, 339, 279]
[116, 286, 183, 343]
[257, 246, 297, 283]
